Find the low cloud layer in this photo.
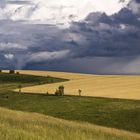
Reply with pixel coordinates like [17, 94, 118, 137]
[0, 0, 140, 74]
[0, 42, 27, 51]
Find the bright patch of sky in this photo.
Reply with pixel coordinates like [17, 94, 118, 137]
[0, 0, 130, 25]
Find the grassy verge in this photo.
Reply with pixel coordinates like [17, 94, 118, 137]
[0, 107, 140, 140]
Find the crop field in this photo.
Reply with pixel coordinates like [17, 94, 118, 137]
[15, 70, 140, 100]
[0, 70, 140, 140]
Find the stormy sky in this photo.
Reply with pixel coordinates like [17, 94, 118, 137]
[0, 0, 140, 74]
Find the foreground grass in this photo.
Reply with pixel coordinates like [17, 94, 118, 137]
[0, 107, 140, 140]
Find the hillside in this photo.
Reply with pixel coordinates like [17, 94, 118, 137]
[0, 107, 140, 140]
[0, 71, 139, 133]
[16, 70, 140, 100]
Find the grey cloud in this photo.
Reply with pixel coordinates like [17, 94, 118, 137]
[27, 50, 71, 63]
[24, 56, 140, 75]
[0, 0, 6, 8]
[119, 0, 126, 3]
[4, 53, 14, 60]
[7, 1, 33, 5]
[128, 0, 140, 14]
[0, 42, 27, 51]
[0, 0, 140, 74]
[68, 1, 140, 58]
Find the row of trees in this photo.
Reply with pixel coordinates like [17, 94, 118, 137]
[0, 70, 19, 74]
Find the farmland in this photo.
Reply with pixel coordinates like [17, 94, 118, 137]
[17, 70, 140, 100]
[0, 71, 140, 140]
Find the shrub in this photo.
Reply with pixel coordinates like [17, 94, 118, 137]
[55, 89, 60, 96]
[58, 85, 64, 95]
[16, 72, 20, 75]
[47, 75, 51, 78]
[46, 91, 49, 96]
[18, 84, 22, 94]
[0, 70, 2, 73]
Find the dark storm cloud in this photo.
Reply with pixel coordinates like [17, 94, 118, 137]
[7, 1, 33, 5]
[68, 1, 140, 58]
[1, 0, 140, 74]
[0, 20, 73, 69]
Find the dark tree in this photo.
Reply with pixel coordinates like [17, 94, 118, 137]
[58, 85, 64, 95]
[9, 70, 15, 74]
[16, 72, 20, 75]
[55, 85, 65, 96]
[55, 89, 59, 96]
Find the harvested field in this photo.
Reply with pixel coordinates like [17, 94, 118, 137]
[13, 70, 140, 100]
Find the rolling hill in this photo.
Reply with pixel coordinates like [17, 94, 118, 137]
[15, 70, 140, 100]
[0, 107, 140, 140]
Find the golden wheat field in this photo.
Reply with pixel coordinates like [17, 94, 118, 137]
[13, 70, 140, 100]
[0, 107, 140, 140]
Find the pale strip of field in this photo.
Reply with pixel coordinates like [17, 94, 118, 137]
[15, 70, 140, 100]
[0, 107, 140, 140]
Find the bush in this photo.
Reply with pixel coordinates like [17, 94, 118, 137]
[9, 70, 15, 74]
[46, 91, 49, 96]
[59, 85, 64, 95]
[16, 72, 20, 75]
[18, 84, 22, 94]
[55, 89, 60, 96]
[0, 70, 2, 73]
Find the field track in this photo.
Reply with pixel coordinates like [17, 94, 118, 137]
[12, 70, 140, 100]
